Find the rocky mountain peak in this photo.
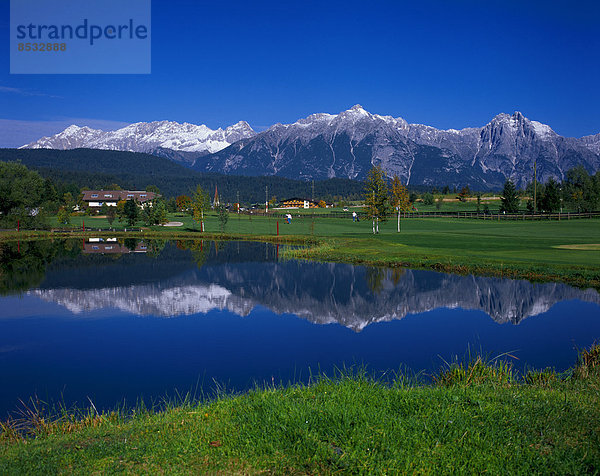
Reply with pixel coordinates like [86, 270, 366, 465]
[339, 104, 372, 120]
[62, 124, 84, 133]
[227, 120, 253, 131]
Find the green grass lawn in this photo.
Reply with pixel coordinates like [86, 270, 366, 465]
[2, 349, 599, 474]
[29, 212, 600, 288]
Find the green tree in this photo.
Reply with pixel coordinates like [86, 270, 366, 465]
[153, 199, 168, 225]
[0, 161, 46, 228]
[422, 192, 434, 206]
[106, 206, 116, 227]
[124, 199, 139, 227]
[540, 177, 561, 213]
[364, 165, 389, 234]
[500, 179, 519, 213]
[63, 192, 74, 209]
[166, 197, 177, 213]
[191, 185, 210, 231]
[217, 203, 229, 232]
[563, 166, 599, 212]
[390, 175, 410, 233]
[56, 206, 71, 225]
[41, 178, 58, 213]
[116, 200, 127, 223]
[140, 204, 155, 226]
[146, 184, 161, 195]
[42, 178, 58, 202]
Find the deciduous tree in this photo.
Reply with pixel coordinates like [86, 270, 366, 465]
[192, 185, 210, 231]
[389, 175, 410, 232]
[0, 161, 45, 228]
[364, 165, 389, 234]
[563, 166, 599, 212]
[106, 206, 116, 227]
[56, 206, 71, 225]
[176, 195, 192, 212]
[422, 193, 434, 206]
[457, 186, 471, 202]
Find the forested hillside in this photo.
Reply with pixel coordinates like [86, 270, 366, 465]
[0, 148, 365, 201]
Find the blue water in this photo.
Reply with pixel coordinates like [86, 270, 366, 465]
[0, 239, 598, 417]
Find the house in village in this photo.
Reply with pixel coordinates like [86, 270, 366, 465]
[80, 190, 159, 211]
[281, 198, 320, 209]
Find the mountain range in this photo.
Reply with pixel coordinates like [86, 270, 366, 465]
[22, 106, 600, 189]
[22, 120, 256, 167]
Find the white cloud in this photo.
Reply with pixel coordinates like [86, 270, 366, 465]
[0, 86, 62, 99]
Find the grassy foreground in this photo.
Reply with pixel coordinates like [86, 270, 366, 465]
[1, 346, 599, 474]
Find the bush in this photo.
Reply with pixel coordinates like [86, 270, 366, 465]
[422, 193, 434, 205]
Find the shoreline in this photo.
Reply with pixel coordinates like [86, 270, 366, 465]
[1, 227, 599, 290]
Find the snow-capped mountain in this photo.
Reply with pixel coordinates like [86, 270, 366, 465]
[21, 106, 600, 188]
[196, 106, 600, 188]
[21, 120, 256, 166]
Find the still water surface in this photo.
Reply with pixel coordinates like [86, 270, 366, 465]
[0, 239, 599, 417]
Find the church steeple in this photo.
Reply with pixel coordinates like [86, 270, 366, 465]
[213, 185, 220, 207]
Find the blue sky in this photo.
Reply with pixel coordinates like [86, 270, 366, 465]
[1, 0, 599, 147]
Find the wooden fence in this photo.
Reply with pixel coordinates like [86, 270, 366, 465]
[245, 210, 600, 221]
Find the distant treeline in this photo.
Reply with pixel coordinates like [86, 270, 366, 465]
[0, 148, 365, 202]
[1, 148, 599, 212]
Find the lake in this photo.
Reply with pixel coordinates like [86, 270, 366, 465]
[1, 238, 599, 417]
